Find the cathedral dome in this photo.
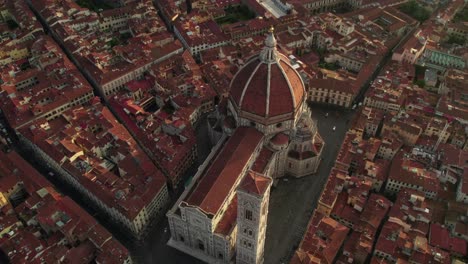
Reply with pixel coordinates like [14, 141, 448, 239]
[229, 28, 305, 124]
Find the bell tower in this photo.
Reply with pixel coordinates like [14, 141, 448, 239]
[236, 171, 272, 264]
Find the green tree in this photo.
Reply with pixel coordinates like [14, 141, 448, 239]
[399, 0, 431, 22]
[446, 34, 466, 45]
[6, 20, 19, 30]
[453, 6, 468, 22]
[414, 79, 425, 88]
[108, 38, 120, 48]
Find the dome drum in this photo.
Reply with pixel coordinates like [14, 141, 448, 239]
[229, 102, 299, 135]
[233, 104, 299, 125]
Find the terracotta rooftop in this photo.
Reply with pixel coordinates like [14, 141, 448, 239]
[239, 170, 271, 196]
[271, 132, 289, 146]
[18, 103, 166, 220]
[388, 153, 440, 194]
[0, 151, 130, 263]
[299, 214, 349, 264]
[185, 127, 263, 215]
[430, 223, 467, 256]
[230, 32, 305, 122]
[251, 147, 274, 173]
[214, 195, 238, 236]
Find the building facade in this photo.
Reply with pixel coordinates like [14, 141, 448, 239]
[166, 28, 323, 264]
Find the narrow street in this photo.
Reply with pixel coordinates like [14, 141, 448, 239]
[132, 117, 210, 264]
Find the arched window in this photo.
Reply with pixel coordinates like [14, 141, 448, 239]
[197, 239, 205, 251]
[245, 209, 253, 221]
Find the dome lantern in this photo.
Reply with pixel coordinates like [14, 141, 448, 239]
[260, 26, 278, 63]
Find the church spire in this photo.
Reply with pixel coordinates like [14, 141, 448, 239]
[260, 26, 278, 63]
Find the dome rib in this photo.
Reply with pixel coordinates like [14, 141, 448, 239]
[268, 60, 295, 117]
[279, 60, 304, 108]
[277, 58, 297, 111]
[239, 61, 263, 109]
[265, 63, 271, 117]
[228, 29, 305, 124]
[230, 58, 259, 106]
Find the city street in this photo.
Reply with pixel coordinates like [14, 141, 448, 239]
[264, 105, 353, 263]
[132, 105, 353, 264]
[133, 216, 204, 264]
[131, 116, 212, 264]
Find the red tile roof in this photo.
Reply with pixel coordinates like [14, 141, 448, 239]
[449, 237, 467, 256]
[459, 168, 468, 195]
[289, 250, 320, 264]
[271, 132, 289, 146]
[0, 35, 93, 129]
[251, 147, 274, 173]
[430, 223, 467, 256]
[0, 151, 130, 263]
[311, 77, 359, 94]
[185, 127, 263, 215]
[369, 256, 392, 264]
[299, 214, 349, 264]
[214, 195, 237, 236]
[18, 103, 166, 220]
[429, 223, 450, 250]
[240, 62, 270, 117]
[342, 231, 373, 261]
[388, 153, 440, 194]
[62, 241, 95, 263]
[388, 188, 431, 234]
[239, 171, 271, 196]
[319, 169, 347, 208]
[374, 221, 405, 258]
[230, 53, 305, 122]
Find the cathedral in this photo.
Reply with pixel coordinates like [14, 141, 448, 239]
[166, 28, 324, 264]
